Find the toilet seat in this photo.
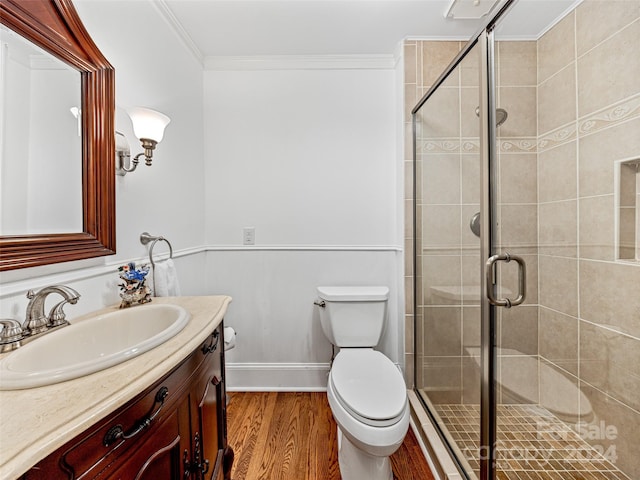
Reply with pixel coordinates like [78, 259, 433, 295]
[330, 349, 407, 427]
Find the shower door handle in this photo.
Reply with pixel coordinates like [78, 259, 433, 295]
[485, 253, 526, 308]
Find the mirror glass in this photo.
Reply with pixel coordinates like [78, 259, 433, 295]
[0, 0, 115, 272]
[0, 24, 82, 235]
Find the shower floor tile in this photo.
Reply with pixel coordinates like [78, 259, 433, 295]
[432, 403, 632, 480]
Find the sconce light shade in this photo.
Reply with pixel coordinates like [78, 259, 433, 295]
[126, 107, 171, 143]
[116, 107, 171, 176]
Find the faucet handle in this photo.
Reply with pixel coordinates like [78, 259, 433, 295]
[48, 300, 71, 327]
[0, 319, 24, 352]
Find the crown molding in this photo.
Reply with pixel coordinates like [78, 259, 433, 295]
[153, 0, 204, 66]
[204, 54, 395, 71]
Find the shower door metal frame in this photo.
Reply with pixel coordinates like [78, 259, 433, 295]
[478, 27, 497, 480]
[411, 1, 517, 479]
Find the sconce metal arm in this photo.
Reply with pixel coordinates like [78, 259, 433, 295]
[118, 151, 139, 173]
[116, 136, 158, 174]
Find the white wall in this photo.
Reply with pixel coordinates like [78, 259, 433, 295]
[82, 0, 206, 263]
[204, 67, 397, 246]
[0, 0, 206, 317]
[0, 3, 406, 393]
[203, 63, 401, 390]
[209, 249, 401, 390]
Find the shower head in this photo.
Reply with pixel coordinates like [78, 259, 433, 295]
[475, 106, 508, 127]
[495, 108, 508, 127]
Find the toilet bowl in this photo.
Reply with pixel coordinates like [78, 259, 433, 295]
[328, 349, 410, 480]
[316, 286, 409, 480]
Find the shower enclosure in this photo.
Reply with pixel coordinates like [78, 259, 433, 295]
[410, 1, 640, 479]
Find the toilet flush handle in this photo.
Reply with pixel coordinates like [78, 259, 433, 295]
[313, 300, 326, 308]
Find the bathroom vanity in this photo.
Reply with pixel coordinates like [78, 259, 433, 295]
[0, 296, 233, 480]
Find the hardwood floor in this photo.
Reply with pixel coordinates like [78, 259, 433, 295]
[226, 392, 435, 480]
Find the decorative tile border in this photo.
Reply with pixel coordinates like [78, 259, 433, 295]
[499, 137, 538, 153]
[538, 124, 577, 152]
[412, 91, 640, 183]
[536, 94, 640, 153]
[462, 139, 480, 154]
[418, 137, 536, 155]
[578, 94, 640, 138]
[418, 138, 460, 154]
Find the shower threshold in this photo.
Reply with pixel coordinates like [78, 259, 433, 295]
[427, 401, 631, 480]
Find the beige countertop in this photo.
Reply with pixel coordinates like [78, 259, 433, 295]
[0, 295, 232, 480]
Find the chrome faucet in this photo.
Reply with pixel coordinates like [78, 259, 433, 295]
[24, 285, 81, 335]
[0, 285, 80, 351]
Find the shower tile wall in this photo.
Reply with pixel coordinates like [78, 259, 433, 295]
[403, 40, 466, 389]
[537, 3, 640, 478]
[405, 2, 640, 478]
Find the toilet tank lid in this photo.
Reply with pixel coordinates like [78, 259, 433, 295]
[317, 286, 389, 301]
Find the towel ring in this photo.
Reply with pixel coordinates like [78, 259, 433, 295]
[140, 232, 173, 269]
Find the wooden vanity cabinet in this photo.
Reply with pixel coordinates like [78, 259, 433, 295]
[22, 325, 232, 480]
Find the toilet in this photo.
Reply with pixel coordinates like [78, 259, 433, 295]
[316, 286, 409, 480]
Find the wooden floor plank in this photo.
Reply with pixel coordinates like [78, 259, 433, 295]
[308, 393, 340, 480]
[253, 392, 303, 479]
[231, 392, 277, 480]
[227, 392, 434, 480]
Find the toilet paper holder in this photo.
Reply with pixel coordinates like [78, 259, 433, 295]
[223, 326, 236, 351]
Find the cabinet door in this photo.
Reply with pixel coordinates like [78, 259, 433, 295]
[199, 375, 220, 480]
[105, 405, 187, 480]
[193, 329, 223, 480]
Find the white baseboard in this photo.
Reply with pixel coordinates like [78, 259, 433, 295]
[225, 362, 330, 392]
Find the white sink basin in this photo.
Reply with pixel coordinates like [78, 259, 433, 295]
[0, 304, 190, 390]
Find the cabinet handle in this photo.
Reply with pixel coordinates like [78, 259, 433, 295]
[183, 456, 209, 478]
[194, 431, 209, 476]
[184, 432, 210, 478]
[201, 330, 219, 354]
[200, 459, 210, 476]
[183, 450, 192, 478]
[103, 386, 169, 447]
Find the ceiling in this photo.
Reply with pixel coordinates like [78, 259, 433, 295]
[158, 0, 581, 59]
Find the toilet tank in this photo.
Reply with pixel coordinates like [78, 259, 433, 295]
[316, 286, 389, 348]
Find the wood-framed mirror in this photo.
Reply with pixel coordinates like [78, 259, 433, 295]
[0, 0, 115, 271]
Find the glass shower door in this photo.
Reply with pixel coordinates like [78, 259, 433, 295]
[414, 2, 639, 479]
[414, 40, 484, 480]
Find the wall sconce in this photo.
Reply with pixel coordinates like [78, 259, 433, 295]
[116, 107, 171, 176]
